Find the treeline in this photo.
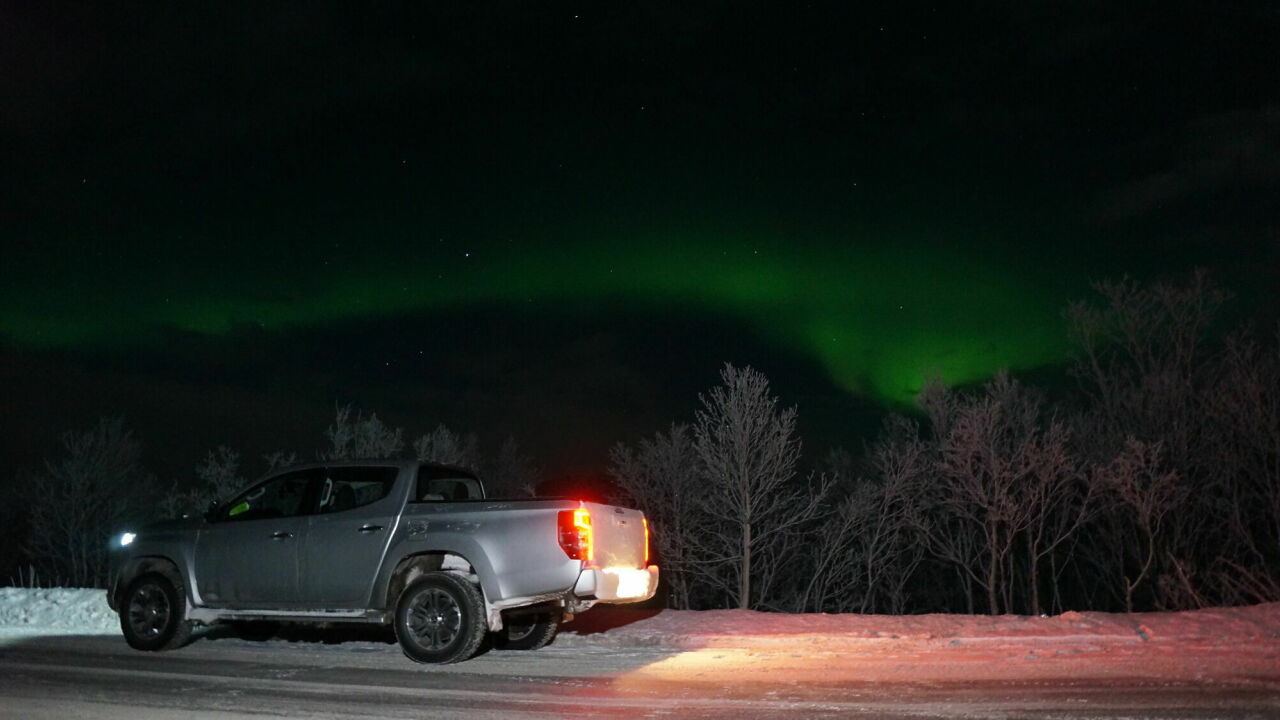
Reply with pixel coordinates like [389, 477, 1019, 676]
[611, 272, 1280, 614]
[13, 410, 540, 588]
[10, 273, 1279, 616]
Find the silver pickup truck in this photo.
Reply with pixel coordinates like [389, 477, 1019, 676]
[107, 460, 658, 663]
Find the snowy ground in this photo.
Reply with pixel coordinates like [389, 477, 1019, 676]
[1, 589, 1278, 718]
[0, 588, 119, 637]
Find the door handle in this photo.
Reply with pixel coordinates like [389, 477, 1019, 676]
[271, 531, 293, 540]
[358, 524, 384, 534]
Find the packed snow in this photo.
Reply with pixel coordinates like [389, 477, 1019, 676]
[0, 584, 1274, 681]
[0, 588, 118, 637]
[3, 587, 1279, 649]
[559, 602, 1280, 648]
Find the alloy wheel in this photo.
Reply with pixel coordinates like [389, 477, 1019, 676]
[404, 587, 462, 651]
[127, 582, 171, 638]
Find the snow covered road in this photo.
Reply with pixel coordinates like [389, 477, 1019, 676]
[1, 590, 1278, 718]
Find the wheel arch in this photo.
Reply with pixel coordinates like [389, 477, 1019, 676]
[384, 551, 485, 612]
[114, 556, 184, 610]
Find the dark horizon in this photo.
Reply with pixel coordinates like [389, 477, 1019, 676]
[4, 1, 1279, 484]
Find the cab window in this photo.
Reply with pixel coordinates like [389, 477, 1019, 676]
[317, 467, 399, 514]
[222, 469, 318, 521]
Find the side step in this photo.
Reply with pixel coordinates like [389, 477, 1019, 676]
[187, 607, 389, 624]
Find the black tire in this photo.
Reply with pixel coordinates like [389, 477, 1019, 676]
[229, 621, 280, 642]
[495, 611, 559, 651]
[394, 572, 487, 664]
[119, 572, 193, 651]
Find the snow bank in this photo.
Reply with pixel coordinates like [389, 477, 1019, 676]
[560, 602, 1280, 649]
[1, 586, 1276, 654]
[563, 603, 1280, 686]
[0, 588, 119, 636]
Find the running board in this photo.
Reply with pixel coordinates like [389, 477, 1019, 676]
[187, 607, 388, 624]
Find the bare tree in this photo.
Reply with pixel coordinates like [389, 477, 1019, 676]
[197, 446, 247, 500]
[1065, 272, 1280, 610]
[1200, 328, 1280, 604]
[159, 445, 248, 517]
[1022, 422, 1097, 615]
[1093, 438, 1184, 612]
[1066, 270, 1228, 470]
[483, 436, 540, 497]
[609, 424, 701, 608]
[414, 424, 480, 471]
[913, 376, 1029, 614]
[24, 418, 149, 587]
[913, 373, 1095, 615]
[261, 450, 297, 473]
[594, 275, 1276, 615]
[858, 418, 930, 613]
[799, 418, 926, 613]
[691, 363, 829, 609]
[322, 405, 404, 460]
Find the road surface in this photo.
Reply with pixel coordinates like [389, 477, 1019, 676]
[1, 627, 1278, 719]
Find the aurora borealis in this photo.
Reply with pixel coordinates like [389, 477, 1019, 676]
[4, 233, 1073, 403]
[4, 1, 1278, 480]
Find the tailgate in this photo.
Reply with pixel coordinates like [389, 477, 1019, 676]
[584, 501, 647, 569]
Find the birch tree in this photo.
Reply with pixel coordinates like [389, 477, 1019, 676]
[483, 437, 540, 497]
[159, 445, 247, 517]
[322, 405, 404, 460]
[916, 373, 1095, 615]
[799, 418, 926, 613]
[1094, 438, 1184, 612]
[1201, 329, 1280, 604]
[414, 424, 480, 471]
[691, 363, 828, 609]
[25, 417, 149, 587]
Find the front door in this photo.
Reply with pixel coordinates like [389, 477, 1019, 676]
[194, 468, 320, 608]
[303, 466, 402, 607]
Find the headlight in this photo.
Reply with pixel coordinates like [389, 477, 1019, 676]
[118, 532, 136, 547]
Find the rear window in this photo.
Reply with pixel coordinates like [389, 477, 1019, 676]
[415, 465, 484, 502]
[318, 467, 399, 514]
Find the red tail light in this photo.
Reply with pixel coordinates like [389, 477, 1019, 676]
[558, 507, 593, 563]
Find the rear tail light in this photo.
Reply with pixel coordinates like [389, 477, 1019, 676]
[642, 516, 650, 566]
[558, 506, 593, 563]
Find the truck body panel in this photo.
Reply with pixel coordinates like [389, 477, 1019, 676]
[108, 460, 658, 632]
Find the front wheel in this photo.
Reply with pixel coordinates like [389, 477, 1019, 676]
[119, 573, 192, 651]
[394, 572, 487, 664]
[496, 611, 559, 651]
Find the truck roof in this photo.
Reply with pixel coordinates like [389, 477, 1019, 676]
[265, 459, 479, 479]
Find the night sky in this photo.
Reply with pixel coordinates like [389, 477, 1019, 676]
[3, 2, 1278, 483]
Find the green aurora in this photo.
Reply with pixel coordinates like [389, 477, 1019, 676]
[1, 233, 1070, 404]
[9, 4, 1269, 414]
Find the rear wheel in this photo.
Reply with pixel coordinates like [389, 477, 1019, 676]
[120, 573, 193, 651]
[394, 572, 487, 664]
[496, 611, 559, 651]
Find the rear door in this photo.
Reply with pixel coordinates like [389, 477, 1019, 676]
[302, 466, 402, 607]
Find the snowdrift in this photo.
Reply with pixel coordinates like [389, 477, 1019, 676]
[2, 586, 1277, 653]
[562, 603, 1280, 687]
[560, 602, 1280, 648]
[0, 588, 118, 635]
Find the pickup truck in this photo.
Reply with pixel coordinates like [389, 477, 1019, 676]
[107, 460, 658, 663]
